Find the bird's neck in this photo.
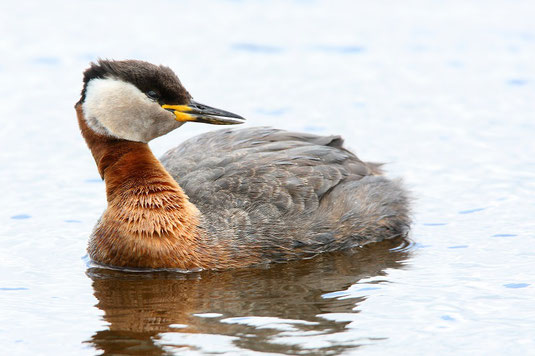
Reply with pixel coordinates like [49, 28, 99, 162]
[76, 104, 209, 270]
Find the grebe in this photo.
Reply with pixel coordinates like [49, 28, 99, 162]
[76, 59, 410, 270]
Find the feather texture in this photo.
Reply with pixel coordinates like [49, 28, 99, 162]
[161, 127, 410, 266]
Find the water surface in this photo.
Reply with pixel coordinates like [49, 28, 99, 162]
[1, 0, 534, 355]
[86, 239, 410, 355]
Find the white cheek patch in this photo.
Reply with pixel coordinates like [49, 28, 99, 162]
[82, 77, 182, 142]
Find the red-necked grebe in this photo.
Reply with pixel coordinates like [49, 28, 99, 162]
[76, 59, 410, 270]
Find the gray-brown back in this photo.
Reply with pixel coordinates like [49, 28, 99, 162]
[161, 127, 410, 263]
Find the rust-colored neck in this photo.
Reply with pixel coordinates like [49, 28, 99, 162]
[76, 104, 167, 200]
[76, 104, 212, 269]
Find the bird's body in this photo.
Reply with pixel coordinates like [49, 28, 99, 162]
[77, 60, 410, 270]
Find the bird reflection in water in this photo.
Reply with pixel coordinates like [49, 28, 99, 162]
[85, 238, 411, 355]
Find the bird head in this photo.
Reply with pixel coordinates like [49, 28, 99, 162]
[78, 59, 245, 143]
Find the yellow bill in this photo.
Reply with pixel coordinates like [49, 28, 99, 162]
[162, 100, 245, 125]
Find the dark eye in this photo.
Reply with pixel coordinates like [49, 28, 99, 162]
[146, 90, 160, 101]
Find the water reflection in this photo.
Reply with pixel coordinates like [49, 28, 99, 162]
[86, 238, 411, 355]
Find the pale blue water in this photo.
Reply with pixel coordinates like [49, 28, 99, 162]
[1, 0, 534, 355]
